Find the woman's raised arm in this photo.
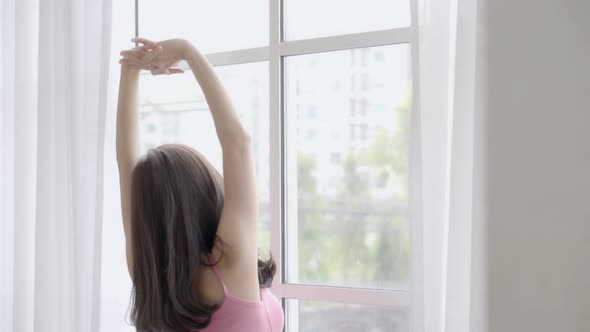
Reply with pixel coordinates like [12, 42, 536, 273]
[183, 43, 260, 268]
[116, 43, 163, 278]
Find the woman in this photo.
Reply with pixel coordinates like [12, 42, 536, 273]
[116, 37, 284, 331]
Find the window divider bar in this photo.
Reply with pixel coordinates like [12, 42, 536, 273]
[172, 47, 269, 71]
[269, 0, 284, 291]
[280, 28, 412, 57]
[134, 0, 139, 38]
[205, 47, 270, 66]
[171, 27, 411, 70]
[276, 284, 409, 307]
[175, 27, 411, 70]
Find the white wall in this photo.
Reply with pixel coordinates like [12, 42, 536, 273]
[486, 1, 590, 331]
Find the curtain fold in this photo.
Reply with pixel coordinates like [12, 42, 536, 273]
[98, 0, 136, 330]
[0, 0, 111, 331]
[0, 0, 18, 329]
[410, 0, 486, 331]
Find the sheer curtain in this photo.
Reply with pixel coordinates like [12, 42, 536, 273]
[410, 0, 487, 331]
[98, 0, 136, 330]
[0, 0, 112, 331]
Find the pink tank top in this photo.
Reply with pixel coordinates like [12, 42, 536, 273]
[200, 257, 284, 332]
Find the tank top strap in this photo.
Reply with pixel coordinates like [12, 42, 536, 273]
[207, 254, 228, 295]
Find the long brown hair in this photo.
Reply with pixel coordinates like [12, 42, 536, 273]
[129, 144, 275, 331]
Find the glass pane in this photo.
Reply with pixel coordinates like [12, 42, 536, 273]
[139, 62, 270, 253]
[284, 45, 411, 289]
[284, 0, 411, 41]
[287, 300, 408, 332]
[140, 0, 268, 53]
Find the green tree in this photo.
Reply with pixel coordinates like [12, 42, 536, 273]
[296, 87, 412, 287]
[297, 151, 331, 281]
[369, 88, 412, 286]
[297, 152, 318, 194]
[369, 91, 411, 201]
[328, 151, 373, 284]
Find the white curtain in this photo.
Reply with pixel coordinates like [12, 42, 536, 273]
[0, 0, 112, 331]
[410, 0, 487, 331]
[98, 0, 137, 331]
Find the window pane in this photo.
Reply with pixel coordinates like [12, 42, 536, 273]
[287, 300, 408, 332]
[139, 62, 270, 252]
[140, 0, 268, 53]
[284, 0, 411, 40]
[284, 45, 411, 289]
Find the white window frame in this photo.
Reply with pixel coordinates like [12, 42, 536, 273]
[137, 0, 413, 329]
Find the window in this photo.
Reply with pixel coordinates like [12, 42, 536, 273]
[375, 51, 386, 63]
[330, 153, 341, 164]
[288, 300, 408, 331]
[349, 99, 356, 117]
[284, 0, 411, 40]
[360, 98, 369, 116]
[307, 105, 317, 118]
[133, 1, 413, 331]
[360, 124, 369, 141]
[361, 48, 370, 67]
[140, 0, 268, 53]
[360, 73, 370, 91]
[349, 124, 357, 140]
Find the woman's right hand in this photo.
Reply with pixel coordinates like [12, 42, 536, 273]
[119, 37, 190, 75]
